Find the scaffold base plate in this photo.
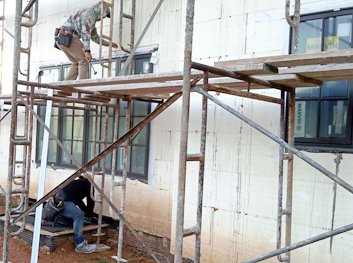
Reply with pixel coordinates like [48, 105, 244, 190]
[95, 243, 111, 252]
[111, 256, 128, 262]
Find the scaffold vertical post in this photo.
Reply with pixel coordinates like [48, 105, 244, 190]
[283, 1, 301, 261]
[110, 98, 120, 216]
[174, 0, 195, 262]
[115, 99, 131, 263]
[0, 0, 5, 95]
[194, 71, 208, 263]
[3, 0, 22, 261]
[99, 0, 115, 77]
[277, 90, 288, 262]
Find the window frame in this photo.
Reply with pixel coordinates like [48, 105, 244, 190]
[36, 53, 153, 181]
[290, 7, 353, 152]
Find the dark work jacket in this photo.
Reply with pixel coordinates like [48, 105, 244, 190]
[62, 177, 95, 216]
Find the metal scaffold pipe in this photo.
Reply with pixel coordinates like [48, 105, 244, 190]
[15, 92, 182, 263]
[119, 0, 165, 76]
[284, 1, 301, 261]
[194, 87, 353, 195]
[243, 223, 353, 263]
[174, 0, 195, 262]
[3, 0, 22, 262]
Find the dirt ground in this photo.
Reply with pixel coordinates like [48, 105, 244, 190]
[0, 201, 154, 263]
[0, 234, 155, 263]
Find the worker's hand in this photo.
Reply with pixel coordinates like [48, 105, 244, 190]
[85, 51, 92, 62]
[112, 42, 119, 49]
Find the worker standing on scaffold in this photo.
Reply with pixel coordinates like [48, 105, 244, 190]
[55, 1, 119, 80]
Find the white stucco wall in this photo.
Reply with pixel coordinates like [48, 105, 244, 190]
[0, 0, 353, 262]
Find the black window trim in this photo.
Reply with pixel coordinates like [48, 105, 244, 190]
[36, 53, 154, 182]
[289, 7, 353, 153]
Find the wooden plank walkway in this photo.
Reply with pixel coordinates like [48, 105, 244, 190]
[1, 49, 352, 102]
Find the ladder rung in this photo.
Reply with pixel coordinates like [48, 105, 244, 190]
[13, 176, 25, 183]
[100, 64, 110, 69]
[283, 153, 293, 160]
[123, 13, 133, 20]
[22, 13, 31, 19]
[95, 140, 107, 144]
[101, 34, 112, 41]
[183, 226, 200, 237]
[13, 179, 24, 185]
[15, 135, 27, 139]
[281, 208, 291, 215]
[13, 174, 25, 179]
[11, 188, 28, 194]
[20, 48, 29, 54]
[12, 139, 31, 145]
[186, 154, 204, 162]
[93, 171, 105, 176]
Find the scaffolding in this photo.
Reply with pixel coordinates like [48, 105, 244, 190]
[1, 0, 353, 263]
[0, 0, 5, 96]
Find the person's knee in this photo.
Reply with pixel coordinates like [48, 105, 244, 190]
[74, 209, 84, 221]
[78, 58, 88, 67]
[78, 209, 84, 219]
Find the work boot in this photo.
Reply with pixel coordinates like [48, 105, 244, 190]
[75, 240, 97, 253]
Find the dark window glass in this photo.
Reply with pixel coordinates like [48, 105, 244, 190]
[298, 19, 323, 54]
[60, 105, 85, 166]
[324, 15, 352, 51]
[296, 87, 320, 98]
[294, 10, 353, 150]
[131, 146, 147, 174]
[111, 99, 150, 179]
[319, 100, 348, 138]
[36, 68, 60, 163]
[37, 106, 59, 163]
[322, 80, 349, 97]
[91, 60, 116, 78]
[37, 55, 153, 180]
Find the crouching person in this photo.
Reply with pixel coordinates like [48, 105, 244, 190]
[46, 176, 96, 253]
[60, 176, 96, 253]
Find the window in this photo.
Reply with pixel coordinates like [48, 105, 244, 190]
[36, 54, 153, 181]
[60, 105, 85, 166]
[294, 8, 353, 151]
[85, 101, 150, 178]
[37, 68, 60, 164]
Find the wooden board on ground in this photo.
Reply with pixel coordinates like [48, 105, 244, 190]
[0, 215, 110, 237]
